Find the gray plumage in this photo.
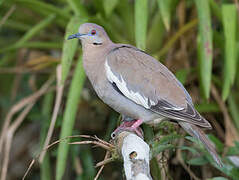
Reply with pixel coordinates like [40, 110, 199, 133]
[68, 23, 222, 166]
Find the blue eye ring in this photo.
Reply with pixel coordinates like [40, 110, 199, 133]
[91, 29, 96, 35]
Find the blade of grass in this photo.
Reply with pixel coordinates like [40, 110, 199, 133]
[40, 92, 54, 180]
[103, 0, 119, 17]
[77, 146, 96, 179]
[0, 5, 16, 29]
[20, 41, 62, 49]
[135, 0, 148, 50]
[103, 112, 118, 141]
[56, 56, 86, 180]
[0, 52, 16, 67]
[0, 14, 56, 54]
[157, 18, 198, 58]
[12, 0, 70, 20]
[151, 157, 161, 180]
[209, 0, 222, 22]
[61, 17, 87, 83]
[222, 4, 237, 101]
[195, 0, 213, 99]
[92, 0, 104, 15]
[117, 0, 134, 42]
[157, 0, 172, 31]
[39, 65, 64, 163]
[17, 15, 55, 45]
[228, 95, 239, 131]
[1, 19, 31, 31]
[66, 0, 88, 17]
[10, 0, 68, 27]
[195, 102, 220, 113]
[0, 41, 62, 53]
[146, 12, 165, 54]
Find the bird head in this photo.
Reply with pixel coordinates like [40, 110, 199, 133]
[68, 23, 111, 46]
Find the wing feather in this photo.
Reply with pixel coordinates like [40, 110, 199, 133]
[105, 45, 211, 128]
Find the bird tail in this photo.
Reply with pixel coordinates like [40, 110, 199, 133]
[179, 122, 223, 167]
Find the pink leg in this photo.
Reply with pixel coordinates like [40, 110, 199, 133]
[111, 119, 143, 138]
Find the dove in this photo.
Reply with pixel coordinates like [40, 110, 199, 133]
[68, 23, 222, 167]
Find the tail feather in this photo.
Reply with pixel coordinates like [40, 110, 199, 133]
[179, 122, 223, 167]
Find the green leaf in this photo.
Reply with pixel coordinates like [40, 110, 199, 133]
[2, 19, 31, 31]
[235, 141, 239, 150]
[117, 0, 134, 42]
[216, 164, 239, 179]
[153, 144, 175, 154]
[187, 156, 209, 165]
[195, 0, 213, 99]
[135, 0, 148, 50]
[208, 134, 224, 153]
[66, 0, 88, 17]
[103, 0, 119, 17]
[195, 102, 220, 113]
[228, 95, 239, 131]
[13, 0, 70, 20]
[0, 14, 56, 53]
[146, 12, 165, 53]
[227, 146, 239, 156]
[159, 134, 182, 145]
[40, 93, 54, 180]
[56, 56, 86, 180]
[16, 14, 55, 44]
[222, 4, 237, 101]
[157, 0, 173, 31]
[209, 0, 222, 22]
[175, 69, 190, 85]
[150, 158, 162, 180]
[61, 17, 87, 83]
[185, 136, 199, 144]
[179, 146, 198, 155]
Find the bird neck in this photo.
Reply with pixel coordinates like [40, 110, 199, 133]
[82, 42, 115, 85]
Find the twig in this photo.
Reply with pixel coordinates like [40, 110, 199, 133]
[22, 135, 114, 180]
[0, 5, 16, 28]
[69, 141, 112, 151]
[0, 77, 54, 156]
[1, 103, 35, 180]
[22, 159, 35, 180]
[156, 149, 169, 180]
[93, 135, 115, 148]
[157, 18, 198, 57]
[11, 49, 28, 101]
[94, 151, 110, 180]
[211, 84, 239, 146]
[39, 65, 64, 163]
[95, 157, 115, 167]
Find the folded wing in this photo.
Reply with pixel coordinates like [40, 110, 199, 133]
[105, 45, 211, 128]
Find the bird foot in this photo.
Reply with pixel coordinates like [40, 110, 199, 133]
[111, 119, 143, 139]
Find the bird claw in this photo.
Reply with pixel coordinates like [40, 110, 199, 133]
[111, 119, 144, 139]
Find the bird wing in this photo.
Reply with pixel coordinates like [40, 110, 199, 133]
[105, 45, 211, 128]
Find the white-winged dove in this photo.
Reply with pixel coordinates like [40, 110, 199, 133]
[68, 23, 222, 166]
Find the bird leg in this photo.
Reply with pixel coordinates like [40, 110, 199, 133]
[111, 119, 143, 139]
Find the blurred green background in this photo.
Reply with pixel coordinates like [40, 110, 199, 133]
[0, 0, 239, 180]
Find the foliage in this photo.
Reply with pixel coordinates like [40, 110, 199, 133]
[0, 0, 239, 180]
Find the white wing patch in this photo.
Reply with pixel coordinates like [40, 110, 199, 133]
[105, 60, 156, 109]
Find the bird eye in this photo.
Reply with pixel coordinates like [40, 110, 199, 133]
[91, 29, 96, 35]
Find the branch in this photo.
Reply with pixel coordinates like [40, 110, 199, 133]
[114, 131, 153, 180]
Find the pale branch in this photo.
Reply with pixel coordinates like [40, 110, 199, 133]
[114, 131, 153, 180]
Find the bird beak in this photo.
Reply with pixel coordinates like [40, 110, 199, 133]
[67, 33, 86, 40]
